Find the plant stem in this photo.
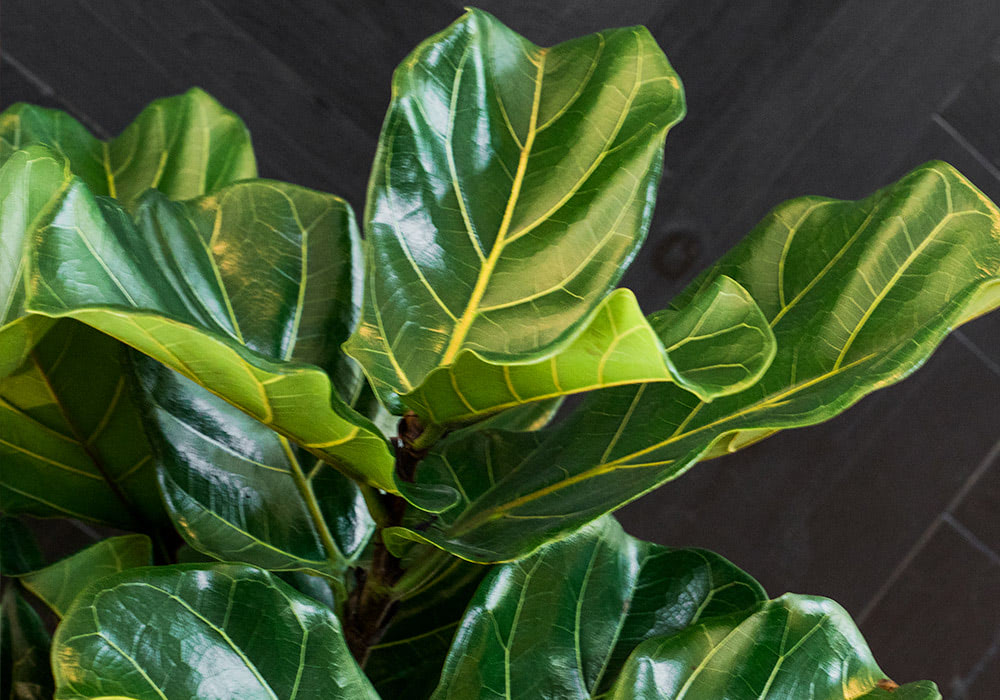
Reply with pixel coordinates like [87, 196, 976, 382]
[343, 412, 442, 664]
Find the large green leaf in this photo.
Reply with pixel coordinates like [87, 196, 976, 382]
[0, 321, 163, 527]
[1, 586, 54, 700]
[52, 564, 379, 699]
[0, 86, 256, 526]
[429, 518, 935, 699]
[345, 9, 686, 415]
[16, 535, 151, 617]
[12, 151, 393, 490]
[610, 595, 940, 699]
[390, 161, 1000, 562]
[0, 87, 256, 208]
[133, 352, 374, 580]
[430, 517, 766, 699]
[403, 280, 775, 426]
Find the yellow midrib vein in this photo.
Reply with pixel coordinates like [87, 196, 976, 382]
[439, 47, 548, 365]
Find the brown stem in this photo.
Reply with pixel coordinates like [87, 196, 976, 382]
[343, 413, 435, 665]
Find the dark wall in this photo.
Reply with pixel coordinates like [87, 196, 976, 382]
[4, 1, 1000, 695]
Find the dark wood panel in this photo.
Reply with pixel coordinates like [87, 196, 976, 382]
[861, 522, 1000, 691]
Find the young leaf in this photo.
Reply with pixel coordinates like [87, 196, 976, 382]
[388, 161, 1000, 562]
[52, 564, 379, 700]
[16, 534, 152, 617]
[345, 8, 686, 414]
[429, 517, 767, 699]
[0, 321, 164, 528]
[0, 87, 256, 208]
[1, 586, 54, 700]
[133, 353, 374, 579]
[14, 152, 393, 490]
[402, 281, 775, 426]
[610, 595, 940, 699]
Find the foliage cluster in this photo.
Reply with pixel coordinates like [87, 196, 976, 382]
[2, 9, 999, 699]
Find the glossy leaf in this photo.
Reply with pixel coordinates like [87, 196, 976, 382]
[610, 595, 940, 699]
[0, 87, 256, 208]
[0, 147, 68, 374]
[52, 564, 379, 699]
[0, 88, 257, 526]
[430, 517, 767, 699]
[650, 274, 778, 398]
[1, 586, 54, 700]
[14, 153, 393, 490]
[403, 282, 774, 426]
[133, 353, 374, 579]
[345, 8, 686, 413]
[390, 161, 1000, 562]
[0, 321, 163, 527]
[17, 535, 151, 617]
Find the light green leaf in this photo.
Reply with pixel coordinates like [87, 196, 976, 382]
[610, 594, 940, 699]
[0, 321, 163, 528]
[345, 8, 685, 413]
[430, 517, 766, 699]
[389, 161, 1000, 562]
[52, 564, 379, 700]
[650, 275, 778, 398]
[1, 586, 54, 700]
[16, 535, 151, 617]
[133, 352, 374, 580]
[402, 282, 774, 426]
[0, 87, 256, 208]
[14, 153, 393, 490]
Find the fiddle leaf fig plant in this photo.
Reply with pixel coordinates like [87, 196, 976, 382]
[1, 8, 997, 699]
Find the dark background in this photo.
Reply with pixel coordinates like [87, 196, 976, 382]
[4, 1, 1000, 696]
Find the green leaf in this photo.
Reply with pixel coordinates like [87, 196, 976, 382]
[345, 8, 685, 413]
[0, 321, 164, 528]
[52, 564, 379, 700]
[610, 594, 940, 699]
[649, 275, 778, 399]
[1, 586, 54, 700]
[365, 559, 485, 700]
[390, 161, 1000, 562]
[402, 282, 774, 426]
[0, 517, 44, 576]
[0, 87, 258, 527]
[0, 147, 69, 374]
[15, 153, 393, 490]
[430, 517, 766, 699]
[16, 535, 151, 617]
[133, 352, 374, 580]
[0, 87, 256, 208]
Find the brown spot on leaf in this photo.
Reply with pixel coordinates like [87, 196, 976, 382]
[876, 678, 900, 691]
